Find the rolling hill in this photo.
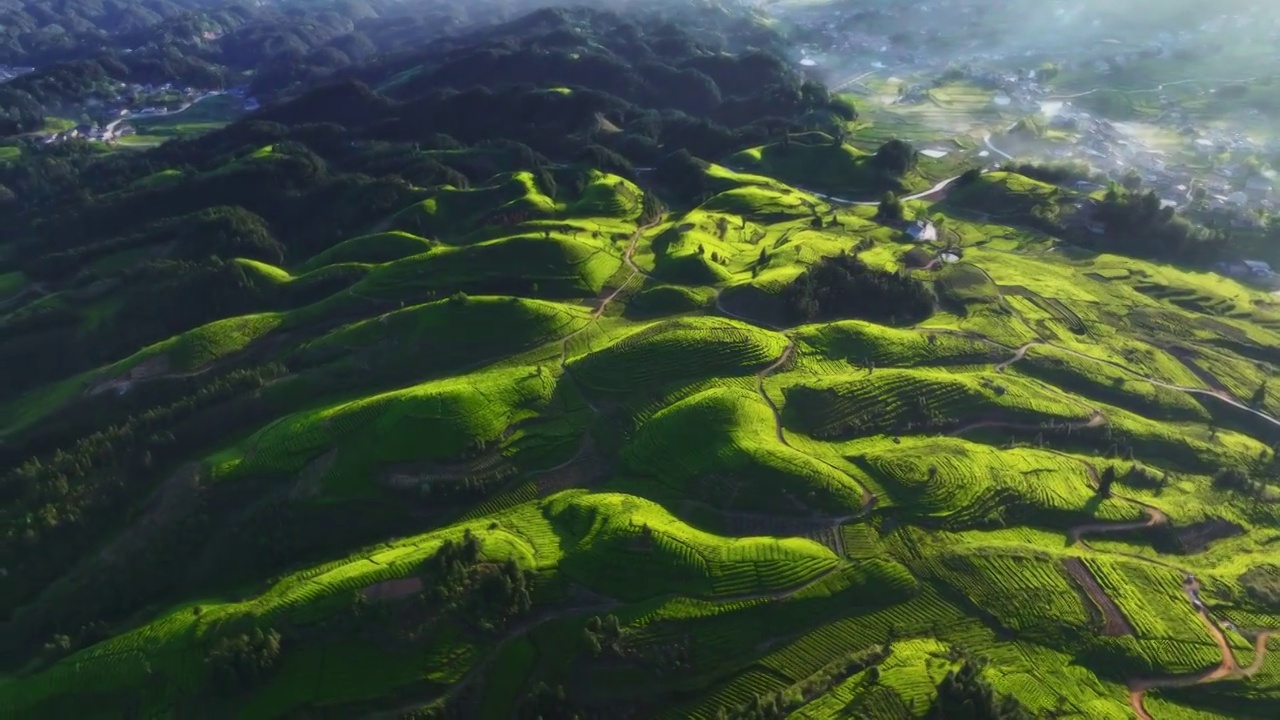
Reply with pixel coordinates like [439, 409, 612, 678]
[0, 4, 1277, 720]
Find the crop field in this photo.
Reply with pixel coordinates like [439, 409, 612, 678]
[568, 317, 787, 394]
[129, 94, 245, 140]
[7, 134, 1280, 720]
[852, 437, 1142, 528]
[780, 367, 1095, 440]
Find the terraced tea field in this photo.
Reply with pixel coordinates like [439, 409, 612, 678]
[4, 149, 1280, 720]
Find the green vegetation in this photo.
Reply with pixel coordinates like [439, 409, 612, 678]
[0, 3, 1279, 720]
[128, 94, 245, 141]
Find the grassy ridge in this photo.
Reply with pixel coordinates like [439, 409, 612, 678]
[2, 154, 1278, 720]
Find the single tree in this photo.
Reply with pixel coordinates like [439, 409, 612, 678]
[1098, 465, 1116, 498]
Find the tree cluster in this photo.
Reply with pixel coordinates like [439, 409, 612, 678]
[718, 645, 891, 720]
[1240, 565, 1280, 610]
[418, 531, 534, 634]
[205, 627, 284, 694]
[1086, 188, 1227, 265]
[926, 658, 1030, 720]
[782, 251, 936, 325]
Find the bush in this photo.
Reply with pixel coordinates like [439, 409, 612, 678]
[1213, 467, 1252, 492]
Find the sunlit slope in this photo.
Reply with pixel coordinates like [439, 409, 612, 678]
[4, 163, 1280, 720]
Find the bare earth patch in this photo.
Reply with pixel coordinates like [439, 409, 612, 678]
[86, 354, 172, 397]
[1063, 557, 1135, 637]
[363, 576, 424, 602]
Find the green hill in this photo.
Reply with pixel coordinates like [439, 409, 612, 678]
[3, 5, 1280, 720]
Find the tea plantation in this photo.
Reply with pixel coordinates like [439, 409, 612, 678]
[1, 146, 1278, 720]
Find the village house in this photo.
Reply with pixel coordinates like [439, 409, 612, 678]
[1215, 259, 1274, 279]
[905, 220, 938, 242]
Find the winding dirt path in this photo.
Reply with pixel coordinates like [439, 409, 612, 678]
[1127, 585, 1275, 720]
[948, 408, 1106, 439]
[1045, 76, 1259, 101]
[995, 341, 1280, 429]
[1056, 452, 1277, 718]
[802, 173, 966, 207]
[981, 132, 1015, 161]
[757, 341, 796, 446]
[559, 215, 662, 369]
[1068, 504, 1165, 546]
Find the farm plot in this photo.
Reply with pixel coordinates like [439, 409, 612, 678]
[1011, 344, 1211, 422]
[1064, 557, 1136, 637]
[621, 387, 867, 515]
[922, 549, 1093, 634]
[355, 233, 623, 302]
[543, 491, 839, 601]
[1080, 558, 1203, 641]
[216, 365, 556, 499]
[567, 316, 788, 395]
[853, 437, 1141, 527]
[780, 368, 1094, 440]
[294, 295, 590, 369]
[792, 319, 995, 368]
[999, 284, 1088, 335]
[758, 583, 976, 683]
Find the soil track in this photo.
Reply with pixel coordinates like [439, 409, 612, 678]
[1063, 557, 1135, 636]
[558, 214, 662, 369]
[948, 408, 1105, 438]
[995, 341, 1280, 430]
[1059, 455, 1278, 719]
[1127, 591, 1275, 720]
[757, 341, 796, 446]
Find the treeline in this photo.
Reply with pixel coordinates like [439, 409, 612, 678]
[0, 0, 811, 136]
[0, 363, 288, 659]
[1086, 188, 1227, 265]
[927, 657, 1030, 720]
[782, 251, 936, 326]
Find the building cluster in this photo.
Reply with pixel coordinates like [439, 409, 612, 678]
[0, 65, 35, 84]
[38, 85, 258, 146]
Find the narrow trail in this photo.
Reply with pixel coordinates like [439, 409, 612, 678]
[1045, 76, 1259, 101]
[977, 331, 1280, 716]
[1127, 590, 1275, 720]
[830, 70, 877, 92]
[1062, 483, 1277, 720]
[995, 341, 1280, 429]
[756, 341, 796, 446]
[1068, 505, 1165, 546]
[948, 408, 1106, 439]
[558, 215, 662, 370]
[802, 173, 965, 207]
[723, 303, 878, 515]
[1049, 431, 1277, 718]
[981, 132, 1014, 161]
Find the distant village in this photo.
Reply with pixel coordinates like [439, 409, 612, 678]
[38, 84, 259, 145]
[0, 64, 35, 83]
[782, 2, 1280, 287]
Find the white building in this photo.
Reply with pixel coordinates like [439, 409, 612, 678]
[906, 220, 938, 242]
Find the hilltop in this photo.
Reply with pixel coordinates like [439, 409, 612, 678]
[0, 4, 1279, 720]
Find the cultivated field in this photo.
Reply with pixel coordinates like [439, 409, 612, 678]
[3, 152, 1280, 720]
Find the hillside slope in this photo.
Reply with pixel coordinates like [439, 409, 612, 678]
[0, 6, 1279, 720]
